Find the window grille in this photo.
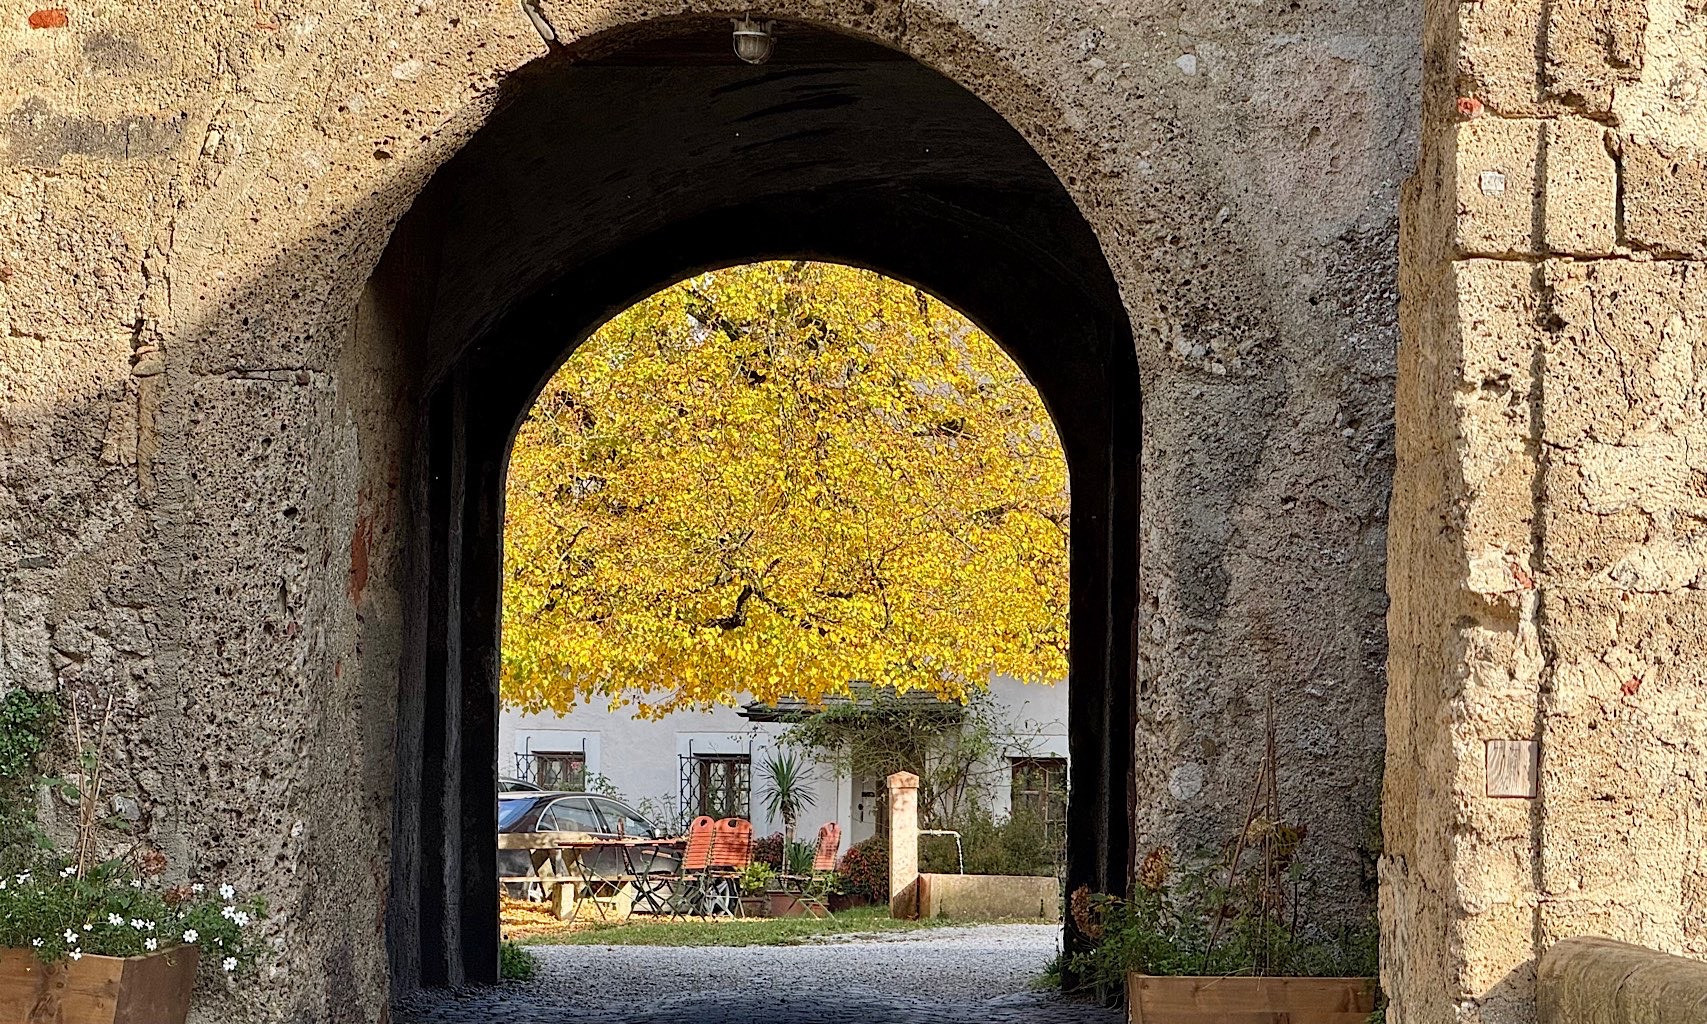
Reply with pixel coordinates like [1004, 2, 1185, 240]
[1009, 756, 1068, 840]
[691, 754, 750, 820]
[533, 750, 587, 791]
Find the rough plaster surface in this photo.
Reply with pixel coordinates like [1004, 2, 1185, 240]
[0, 0, 1701, 1022]
[1538, 938, 1707, 1024]
[1383, 0, 1707, 1023]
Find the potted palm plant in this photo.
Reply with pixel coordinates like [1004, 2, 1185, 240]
[758, 750, 819, 917]
[758, 748, 815, 851]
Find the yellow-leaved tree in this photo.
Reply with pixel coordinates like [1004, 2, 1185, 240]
[502, 261, 1067, 715]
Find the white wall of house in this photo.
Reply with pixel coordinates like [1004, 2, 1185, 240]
[497, 675, 1068, 846]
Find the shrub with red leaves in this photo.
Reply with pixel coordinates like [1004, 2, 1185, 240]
[753, 832, 785, 869]
[837, 835, 889, 902]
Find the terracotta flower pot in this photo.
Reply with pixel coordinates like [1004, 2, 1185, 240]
[1128, 974, 1376, 1024]
[765, 892, 810, 918]
[738, 895, 769, 918]
[826, 893, 868, 913]
[0, 946, 199, 1024]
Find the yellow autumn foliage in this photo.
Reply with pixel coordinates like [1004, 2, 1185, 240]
[501, 261, 1068, 716]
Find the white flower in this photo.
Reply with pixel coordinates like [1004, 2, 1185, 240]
[221, 906, 234, 920]
[30, 938, 41, 948]
[108, 914, 124, 926]
[82, 924, 92, 932]
[144, 938, 158, 951]
[232, 911, 250, 927]
[69, 951, 83, 961]
[222, 957, 238, 972]
[130, 879, 143, 889]
[144, 921, 156, 931]
[191, 883, 204, 894]
[16, 873, 29, 884]
[59, 866, 75, 878]
[182, 929, 199, 943]
[130, 919, 145, 930]
[219, 884, 235, 901]
[0, 879, 8, 890]
[63, 929, 77, 944]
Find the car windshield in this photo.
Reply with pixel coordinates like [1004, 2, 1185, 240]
[497, 797, 538, 830]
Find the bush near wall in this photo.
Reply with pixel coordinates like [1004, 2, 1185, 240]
[920, 806, 1059, 877]
[838, 836, 889, 903]
[754, 832, 785, 869]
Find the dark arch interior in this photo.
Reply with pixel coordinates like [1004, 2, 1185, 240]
[369, 19, 1139, 989]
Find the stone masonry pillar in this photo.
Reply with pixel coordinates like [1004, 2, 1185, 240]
[1389, 0, 1707, 1022]
[886, 771, 920, 919]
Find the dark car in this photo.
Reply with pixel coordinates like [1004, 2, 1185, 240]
[497, 792, 679, 898]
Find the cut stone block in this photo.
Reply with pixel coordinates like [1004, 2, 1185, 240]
[1621, 136, 1707, 256]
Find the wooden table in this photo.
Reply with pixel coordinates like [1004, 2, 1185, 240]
[499, 830, 592, 920]
[500, 832, 684, 922]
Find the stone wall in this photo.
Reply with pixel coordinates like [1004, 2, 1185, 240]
[0, 0, 1701, 1021]
[1384, 0, 1707, 1021]
[1538, 938, 1707, 1024]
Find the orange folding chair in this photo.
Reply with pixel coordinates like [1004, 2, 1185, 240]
[667, 816, 721, 918]
[709, 817, 753, 917]
[812, 822, 843, 873]
[778, 822, 841, 918]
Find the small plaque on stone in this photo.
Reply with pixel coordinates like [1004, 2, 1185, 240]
[1485, 739, 1539, 798]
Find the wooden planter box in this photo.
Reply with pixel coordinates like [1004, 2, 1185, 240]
[0, 946, 198, 1024]
[1129, 974, 1376, 1024]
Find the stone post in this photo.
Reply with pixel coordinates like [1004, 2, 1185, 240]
[886, 771, 920, 919]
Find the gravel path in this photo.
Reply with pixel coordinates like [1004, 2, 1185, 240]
[397, 924, 1121, 1024]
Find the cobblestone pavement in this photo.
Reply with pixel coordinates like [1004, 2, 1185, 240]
[396, 924, 1121, 1024]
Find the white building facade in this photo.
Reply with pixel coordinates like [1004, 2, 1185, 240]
[498, 675, 1068, 848]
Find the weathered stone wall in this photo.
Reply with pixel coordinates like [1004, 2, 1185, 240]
[1385, 0, 1707, 1021]
[1538, 937, 1707, 1024]
[3, 4, 1418, 1017]
[1, 0, 1699, 1021]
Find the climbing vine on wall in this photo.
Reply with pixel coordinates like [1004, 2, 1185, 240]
[501, 261, 1069, 715]
[0, 689, 59, 871]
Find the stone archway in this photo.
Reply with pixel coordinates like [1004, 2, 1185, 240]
[366, 20, 1139, 986]
[3, 0, 1449, 1020]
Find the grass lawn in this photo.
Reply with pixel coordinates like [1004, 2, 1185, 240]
[517, 905, 1020, 947]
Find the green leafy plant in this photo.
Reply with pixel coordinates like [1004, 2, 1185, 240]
[1065, 703, 1377, 988]
[0, 854, 266, 974]
[758, 749, 816, 850]
[581, 772, 623, 799]
[0, 689, 58, 872]
[784, 839, 814, 877]
[739, 862, 777, 896]
[500, 939, 537, 980]
[738, 862, 777, 896]
[920, 804, 1058, 877]
[1035, 952, 1065, 991]
[0, 690, 57, 782]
